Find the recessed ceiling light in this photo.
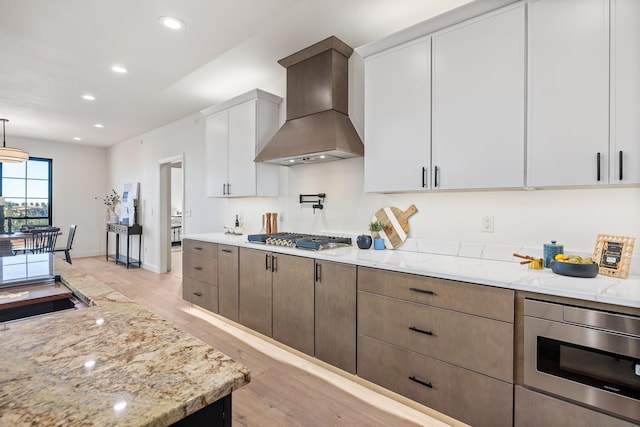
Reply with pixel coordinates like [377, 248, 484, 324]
[82, 94, 95, 101]
[111, 65, 128, 74]
[159, 16, 186, 31]
[93, 123, 104, 128]
[73, 137, 82, 141]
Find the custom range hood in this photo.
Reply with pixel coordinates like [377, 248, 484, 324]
[255, 36, 364, 166]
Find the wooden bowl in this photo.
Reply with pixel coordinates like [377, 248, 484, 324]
[550, 260, 599, 278]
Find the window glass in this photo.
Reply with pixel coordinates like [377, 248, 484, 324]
[1, 158, 52, 228]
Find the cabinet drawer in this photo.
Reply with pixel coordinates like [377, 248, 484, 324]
[358, 266, 513, 322]
[514, 385, 637, 427]
[183, 252, 218, 285]
[358, 291, 513, 382]
[183, 278, 218, 313]
[183, 239, 218, 258]
[358, 335, 513, 427]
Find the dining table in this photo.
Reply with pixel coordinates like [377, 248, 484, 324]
[0, 232, 37, 257]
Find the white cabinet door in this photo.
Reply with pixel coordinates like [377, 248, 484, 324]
[364, 37, 431, 192]
[203, 89, 282, 198]
[527, 0, 609, 187]
[205, 111, 229, 197]
[432, 4, 525, 190]
[611, 0, 640, 184]
[227, 100, 257, 197]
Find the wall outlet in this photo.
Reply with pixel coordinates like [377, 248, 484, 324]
[481, 215, 494, 233]
[185, 209, 192, 217]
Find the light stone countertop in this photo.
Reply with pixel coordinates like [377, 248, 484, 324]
[0, 258, 250, 426]
[187, 233, 640, 309]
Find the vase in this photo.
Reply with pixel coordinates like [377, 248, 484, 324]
[109, 212, 119, 224]
[373, 238, 385, 250]
[356, 235, 372, 249]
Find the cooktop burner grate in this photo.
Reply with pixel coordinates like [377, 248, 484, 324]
[247, 232, 352, 250]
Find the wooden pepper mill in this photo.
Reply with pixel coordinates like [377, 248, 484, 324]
[271, 212, 278, 234]
[265, 212, 272, 234]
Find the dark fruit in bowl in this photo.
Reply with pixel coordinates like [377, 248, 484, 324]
[550, 260, 599, 278]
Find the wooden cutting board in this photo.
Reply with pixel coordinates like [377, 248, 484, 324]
[371, 204, 418, 249]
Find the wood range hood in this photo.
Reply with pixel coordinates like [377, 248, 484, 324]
[254, 36, 364, 166]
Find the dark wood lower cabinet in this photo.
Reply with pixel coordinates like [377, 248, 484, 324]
[358, 335, 513, 427]
[183, 277, 218, 313]
[272, 254, 315, 355]
[218, 245, 239, 321]
[238, 248, 273, 337]
[314, 260, 357, 374]
[171, 393, 231, 427]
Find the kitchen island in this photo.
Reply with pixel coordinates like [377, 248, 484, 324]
[0, 255, 250, 426]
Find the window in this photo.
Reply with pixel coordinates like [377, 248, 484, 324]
[1, 158, 53, 229]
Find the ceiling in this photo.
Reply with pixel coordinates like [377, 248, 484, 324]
[0, 0, 471, 147]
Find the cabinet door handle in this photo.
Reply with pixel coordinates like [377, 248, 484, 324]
[193, 266, 203, 271]
[421, 167, 427, 188]
[315, 263, 321, 282]
[221, 249, 232, 253]
[265, 253, 270, 271]
[194, 246, 203, 250]
[193, 292, 203, 297]
[409, 376, 433, 389]
[222, 183, 226, 195]
[409, 326, 433, 336]
[619, 150, 624, 181]
[272, 255, 277, 273]
[434, 166, 439, 188]
[596, 152, 601, 181]
[409, 287, 435, 295]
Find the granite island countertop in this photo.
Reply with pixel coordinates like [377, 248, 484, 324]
[0, 257, 250, 426]
[185, 232, 640, 310]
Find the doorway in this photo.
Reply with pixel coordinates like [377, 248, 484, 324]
[159, 155, 184, 274]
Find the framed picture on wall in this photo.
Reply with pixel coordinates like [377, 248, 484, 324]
[594, 234, 635, 279]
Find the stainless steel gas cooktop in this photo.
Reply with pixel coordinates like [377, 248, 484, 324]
[247, 232, 352, 251]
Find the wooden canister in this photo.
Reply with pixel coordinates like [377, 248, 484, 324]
[271, 212, 278, 233]
[266, 213, 272, 234]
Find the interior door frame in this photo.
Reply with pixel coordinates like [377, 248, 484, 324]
[158, 154, 184, 274]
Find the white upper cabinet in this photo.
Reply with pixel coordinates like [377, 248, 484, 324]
[610, 0, 640, 184]
[202, 90, 282, 197]
[431, 4, 525, 190]
[527, 0, 610, 187]
[205, 111, 230, 197]
[364, 37, 431, 193]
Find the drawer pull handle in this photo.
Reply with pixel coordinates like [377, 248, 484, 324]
[194, 247, 203, 250]
[409, 376, 433, 389]
[222, 249, 233, 253]
[193, 266, 203, 270]
[193, 292, 203, 297]
[409, 287, 434, 295]
[409, 326, 433, 336]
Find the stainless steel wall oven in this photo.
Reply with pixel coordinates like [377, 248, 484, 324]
[524, 299, 640, 423]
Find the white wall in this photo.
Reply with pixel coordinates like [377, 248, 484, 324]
[10, 136, 108, 257]
[107, 54, 640, 271]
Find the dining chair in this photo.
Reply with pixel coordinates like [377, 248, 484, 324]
[53, 224, 77, 264]
[28, 227, 60, 254]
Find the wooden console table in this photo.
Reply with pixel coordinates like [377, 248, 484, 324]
[106, 224, 142, 268]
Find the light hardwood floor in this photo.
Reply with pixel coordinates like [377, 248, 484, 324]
[71, 254, 458, 427]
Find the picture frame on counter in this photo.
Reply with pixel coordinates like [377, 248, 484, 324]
[594, 234, 635, 279]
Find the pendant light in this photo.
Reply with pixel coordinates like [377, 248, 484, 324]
[0, 119, 29, 163]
